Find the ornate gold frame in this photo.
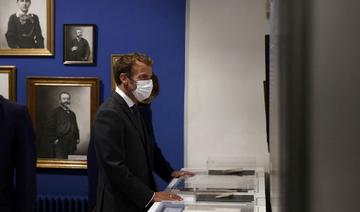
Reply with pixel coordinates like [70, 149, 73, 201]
[0, 0, 54, 56]
[0, 66, 16, 101]
[27, 77, 99, 169]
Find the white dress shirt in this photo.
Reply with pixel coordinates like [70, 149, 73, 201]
[115, 86, 135, 108]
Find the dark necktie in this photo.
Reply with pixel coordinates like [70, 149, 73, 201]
[131, 105, 145, 140]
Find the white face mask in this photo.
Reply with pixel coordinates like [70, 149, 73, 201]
[132, 79, 153, 102]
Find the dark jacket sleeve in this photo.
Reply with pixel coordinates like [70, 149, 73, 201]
[144, 107, 174, 182]
[153, 141, 174, 183]
[93, 109, 154, 208]
[6, 14, 19, 48]
[14, 106, 36, 212]
[87, 136, 98, 211]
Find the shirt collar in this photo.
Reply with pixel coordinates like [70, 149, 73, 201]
[115, 86, 135, 108]
[16, 10, 29, 18]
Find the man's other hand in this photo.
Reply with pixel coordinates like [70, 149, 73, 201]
[153, 192, 182, 202]
[171, 170, 195, 178]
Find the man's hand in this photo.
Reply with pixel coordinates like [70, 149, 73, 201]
[153, 192, 182, 202]
[171, 170, 195, 178]
[54, 139, 59, 145]
[71, 46, 78, 51]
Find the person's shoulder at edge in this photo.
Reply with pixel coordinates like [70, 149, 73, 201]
[0, 97, 30, 123]
[94, 93, 130, 119]
[95, 94, 120, 112]
[1, 96, 24, 111]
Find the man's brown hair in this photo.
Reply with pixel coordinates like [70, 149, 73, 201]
[113, 53, 153, 85]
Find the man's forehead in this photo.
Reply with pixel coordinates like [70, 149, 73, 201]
[133, 61, 152, 72]
[60, 94, 70, 98]
[134, 60, 149, 67]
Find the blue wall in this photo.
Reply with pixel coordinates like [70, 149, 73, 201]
[0, 0, 186, 196]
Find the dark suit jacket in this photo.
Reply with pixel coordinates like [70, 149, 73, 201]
[68, 38, 90, 61]
[42, 106, 79, 158]
[137, 103, 174, 183]
[0, 96, 36, 212]
[88, 101, 174, 211]
[93, 94, 159, 212]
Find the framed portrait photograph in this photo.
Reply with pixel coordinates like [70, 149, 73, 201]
[27, 77, 99, 169]
[111, 54, 123, 92]
[0, 66, 16, 101]
[64, 24, 96, 65]
[0, 0, 54, 56]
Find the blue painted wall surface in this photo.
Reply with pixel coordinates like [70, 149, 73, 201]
[0, 0, 186, 196]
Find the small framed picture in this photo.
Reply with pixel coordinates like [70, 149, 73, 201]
[0, 0, 54, 56]
[111, 54, 123, 92]
[0, 66, 16, 101]
[63, 24, 96, 65]
[27, 77, 99, 169]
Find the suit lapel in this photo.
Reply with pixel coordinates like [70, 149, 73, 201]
[132, 108, 146, 143]
[112, 94, 156, 188]
[112, 94, 146, 145]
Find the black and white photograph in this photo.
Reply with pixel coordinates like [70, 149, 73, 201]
[0, 66, 16, 101]
[0, 0, 54, 56]
[64, 24, 96, 65]
[27, 77, 99, 169]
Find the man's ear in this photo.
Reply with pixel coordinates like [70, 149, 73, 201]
[119, 73, 128, 85]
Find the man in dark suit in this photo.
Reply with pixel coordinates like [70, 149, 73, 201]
[0, 96, 36, 212]
[93, 53, 192, 211]
[88, 74, 193, 211]
[42, 92, 80, 159]
[6, 0, 44, 48]
[68, 29, 90, 61]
